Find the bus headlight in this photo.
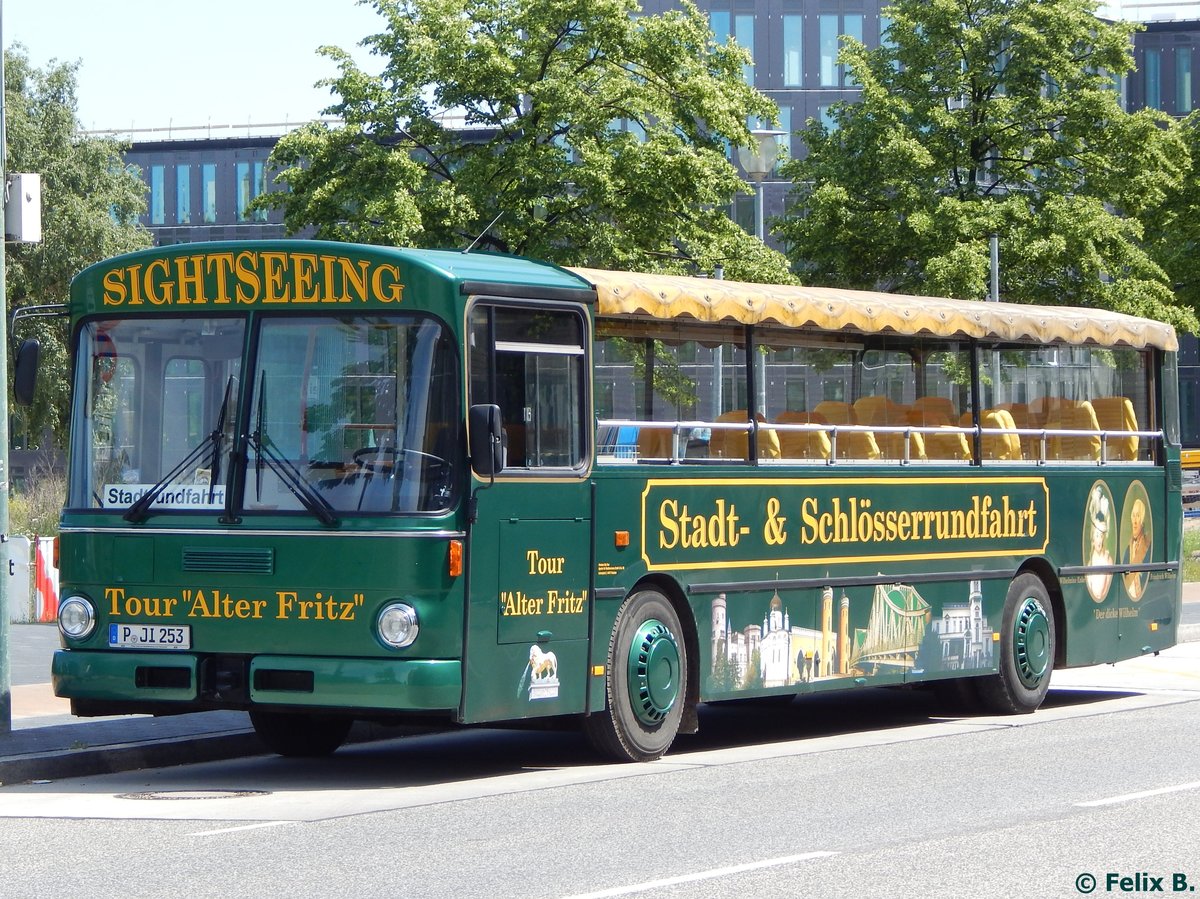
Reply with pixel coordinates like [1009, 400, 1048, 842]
[377, 602, 419, 649]
[59, 595, 97, 640]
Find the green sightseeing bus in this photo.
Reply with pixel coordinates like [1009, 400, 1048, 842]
[31, 240, 1182, 762]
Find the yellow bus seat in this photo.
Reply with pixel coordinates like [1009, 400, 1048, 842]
[813, 401, 880, 460]
[709, 410, 780, 460]
[856, 396, 923, 460]
[980, 408, 1022, 460]
[1050, 401, 1101, 461]
[637, 426, 677, 461]
[911, 395, 957, 423]
[1091, 396, 1140, 461]
[776, 411, 832, 461]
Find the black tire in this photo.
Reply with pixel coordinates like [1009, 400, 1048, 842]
[583, 590, 688, 762]
[976, 573, 1056, 714]
[250, 709, 353, 757]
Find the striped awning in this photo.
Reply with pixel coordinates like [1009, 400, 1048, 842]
[569, 267, 1178, 352]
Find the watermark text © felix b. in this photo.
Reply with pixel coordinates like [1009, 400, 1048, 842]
[1075, 872, 1195, 894]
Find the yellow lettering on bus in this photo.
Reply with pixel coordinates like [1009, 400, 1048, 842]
[174, 255, 206, 304]
[126, 264, 144, 305]
[339, 257, 370, 303]
[234, 251, 261, 304]
[372, 263, 403, 302]
[293, 253, 320, 303]
[206, 253, 236, 304]
[319, 255, 341, 302]
[102, 268, 127, 306]
[143, 258, 173, 305]
[261, 251, 291, 303]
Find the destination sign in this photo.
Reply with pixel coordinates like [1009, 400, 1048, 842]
[97, 250, 405, 307]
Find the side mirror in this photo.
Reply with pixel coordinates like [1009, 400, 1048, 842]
[13, 338, 40, 407]
[468, 404, 505, 477]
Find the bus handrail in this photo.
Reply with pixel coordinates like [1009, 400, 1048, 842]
[596, 416, 1163, 465]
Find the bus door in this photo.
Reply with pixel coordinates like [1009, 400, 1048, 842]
[461, 300, 593, 724]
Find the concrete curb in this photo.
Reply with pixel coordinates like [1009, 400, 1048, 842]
[0, 729, 263, 785]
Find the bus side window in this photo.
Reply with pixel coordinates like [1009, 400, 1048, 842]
[469, 304, 588, 472]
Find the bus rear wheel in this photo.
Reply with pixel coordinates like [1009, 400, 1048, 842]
[584, 590, 687, 763]
[250, 709, 353, 757]
[977, 573, 1056, 714]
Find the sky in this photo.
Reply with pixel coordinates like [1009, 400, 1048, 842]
[6, 0, 1200, 135]
[3, 0, 384, 134]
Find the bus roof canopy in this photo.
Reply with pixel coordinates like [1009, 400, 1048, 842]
[571, 267, 1179, 352]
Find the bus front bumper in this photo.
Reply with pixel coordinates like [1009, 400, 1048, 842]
[51, 650, 462, 714]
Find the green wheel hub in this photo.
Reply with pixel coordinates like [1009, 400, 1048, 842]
[1013, 596, 1051, 688]
[626, 618, 681, 726]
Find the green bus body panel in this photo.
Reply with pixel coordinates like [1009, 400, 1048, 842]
[52, 650, 461, 711]
[460, 483, 592, 724]
[589, 463, 1180, 703]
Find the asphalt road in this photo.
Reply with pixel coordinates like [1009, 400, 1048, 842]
[0, 658, 1196, 899]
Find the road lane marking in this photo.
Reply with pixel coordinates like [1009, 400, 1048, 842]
[559, 851, 839, 899]
[188, 821, 296, 836]
[1077, 780, 1200, 807]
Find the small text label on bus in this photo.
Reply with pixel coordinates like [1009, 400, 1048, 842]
[104, 586, 366, 621]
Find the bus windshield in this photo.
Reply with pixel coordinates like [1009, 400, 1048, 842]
[244, 314, 459, 515]
[67, 312, 460, 516]
[69, 317, 244, 513]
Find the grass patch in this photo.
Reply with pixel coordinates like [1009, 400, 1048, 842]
[1184, 525, 1200, 583]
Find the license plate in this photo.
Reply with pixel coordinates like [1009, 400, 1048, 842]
[108, 623, 192, 650]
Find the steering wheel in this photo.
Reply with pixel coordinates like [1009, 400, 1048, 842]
[352, 446, 448, 474]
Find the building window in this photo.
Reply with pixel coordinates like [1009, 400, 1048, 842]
[176, 164, 192, 224]
[237, 160, 268, 222]
[735, 14, 755, 85]
[784, 15, 802, 87]
[843, 15, 863, 86]
[776, 106, 792, 171]
[149, 165, 165, 225]
[1177, 47, 1192, 113]
[820, 15, 839, 86]
[202, 164, 217, 223]
[1146, 48, 1163, 110]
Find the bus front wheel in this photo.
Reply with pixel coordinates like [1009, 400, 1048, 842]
[977, 573, 1056, 714]
[250, 709, 353, 757]
[584, 590, 687, 763]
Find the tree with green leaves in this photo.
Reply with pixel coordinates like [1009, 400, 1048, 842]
[777, 0, 1196, 333]
[263, 0, 794, 283]
[1145, 110, 1200, 321]
[5, 46, 151, 446]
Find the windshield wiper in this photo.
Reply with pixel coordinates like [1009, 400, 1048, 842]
[247, 371, 339, 527]
[124, 375, 235, 523]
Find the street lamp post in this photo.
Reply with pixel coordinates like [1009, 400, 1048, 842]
[736, 128, 785, 245]
[735, 128, 785, 418]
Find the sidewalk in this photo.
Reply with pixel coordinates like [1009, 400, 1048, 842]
[3, 591, 1199, 786]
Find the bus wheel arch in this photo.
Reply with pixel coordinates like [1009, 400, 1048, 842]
[977, 569, 1057, 714]
[583, 577, 696, 762]
[633, 575, 700, 735]
[1016, 557, 1067, 669]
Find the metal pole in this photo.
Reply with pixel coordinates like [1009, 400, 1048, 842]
[1, 0, 12, 735]
[989, 234, 1000, 303]
[710, 264, 723, 422]
[754, 181, 767, 414]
